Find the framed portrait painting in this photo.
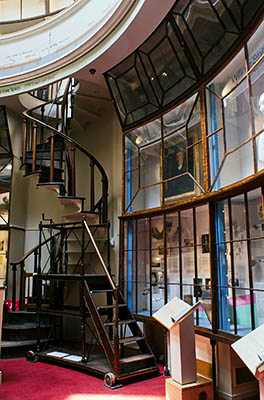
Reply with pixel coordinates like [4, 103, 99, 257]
[163, 137, 195, 202]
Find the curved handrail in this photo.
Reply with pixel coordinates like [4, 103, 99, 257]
[23, 101, 108, 189]
[22, 79, 108, 222]
[10, 232, 60, 311]
[10, 232, 59, 267]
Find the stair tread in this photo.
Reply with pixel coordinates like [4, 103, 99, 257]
[119, 353, 154, 364]
[90, 289, 113, 293]
[97, 304, 127, 310]
[1, 338, 47, 348]
[118, 336, 144, 344]
[104, 319, 135, 326]
[3, 322, 48, 330]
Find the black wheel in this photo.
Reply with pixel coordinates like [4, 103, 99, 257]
[104, 372, 116, 387]
[164, 366, 170, 376]
[25, 350, 36, 362]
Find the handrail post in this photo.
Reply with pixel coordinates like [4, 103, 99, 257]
[11, 263, 17, 311]
[19, 261, 25, 311]
[90, 161, 95, 210]
[102, 177, 108, 223]
[38, 221, 43, 274]
[22, 118, 27, 165]
[32, 122, 37, 171]
[113, 287, 120, 377]
[50, 133, 54, 182]
[71, 147, 76, 196]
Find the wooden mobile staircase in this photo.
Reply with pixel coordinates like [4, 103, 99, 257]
[4, 79, 159, 387]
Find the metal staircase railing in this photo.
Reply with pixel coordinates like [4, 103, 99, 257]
[22, 78, 108, 223]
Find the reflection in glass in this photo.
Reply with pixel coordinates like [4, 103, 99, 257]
[216, 142, 254, 190]
[247, 188, 263, 240]
[224, 79, 251, 153]
[151, 216, 163, 250]
[131, 184, 161, 212]
[208, 130, 224, 189]
[163, 94, 196, 137]
[140, 142, 161, 187]
[127, 119, 161, 148]
[206, 86, 222, 135]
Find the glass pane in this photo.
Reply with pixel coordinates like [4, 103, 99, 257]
[247, 19, 264, 69]
[187, 96, 201, 145]
[135, 54, 159, 108]
[166, 213, 179, 249]
[251, 239, 264, 288]
[208, 130, 225, 189]
[233, 241, 249, 288]
[167, 283, 181, 303]
[152, 249, 164, 314]
[172, 12, 202, 73]
[206, 87, 222, 135]
[151, 216, 163, 250]
[124, 137, 138, 169]
[223, 79, 251, 153]
[131, 185, 161, 212]
[164, 131, 195, 200]
[117, 68, 148, 114]
[163, 77, 195, 106]
[107, 77, 126, 123]
[215, 142, 254, 190]
[137, 218, 149, 250]
[233, 289, 253, 336]
[163, 94, 196, 137]
[192, 142, 204, 192]
[125, 170, 138, 211]
[127, 119, 161, 148]
[255, 132, 264, 173]
[254, 290, 264, 328]
[139, 52, 163, 104]
[231, 194, 246, 241]
[196, 205, 209, 245]
[140, 142, 161, 187]
[149, 38, 185, 92]
[137, 250, 150, 316]
[167, 247, 180, 284]
[247, 188, 263, 239]
[207, 49, 245, 98]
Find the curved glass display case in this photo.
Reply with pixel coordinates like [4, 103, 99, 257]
[116, 5, 264, 341]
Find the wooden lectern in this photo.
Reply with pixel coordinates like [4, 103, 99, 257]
[0, 287, 5, 384]
[232, 324, 264, 399]
[153, 297, 213, 400]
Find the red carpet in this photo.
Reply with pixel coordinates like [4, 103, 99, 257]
[0, 359, 166, 400]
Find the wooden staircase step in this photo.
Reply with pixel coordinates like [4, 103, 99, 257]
[118, 336, 144, 344]
[104, 319, 135, 326]
[57, 196, 85, 209]
[63, 211, 99, 223]
[1, 338, 46, 348]
[96, 304, 127, 311]
[119, 353, 154, 365]
[90, 289, 114, 294]
[37, 182, 64, 193]
[3, 323, 38, 330]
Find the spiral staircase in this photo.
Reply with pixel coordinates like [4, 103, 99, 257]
[2, 79, 159, 387]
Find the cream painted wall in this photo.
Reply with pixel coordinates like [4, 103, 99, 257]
[72, 102, 123, 278]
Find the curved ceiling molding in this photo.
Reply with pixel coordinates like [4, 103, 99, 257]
[0, 0, 144, 96]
